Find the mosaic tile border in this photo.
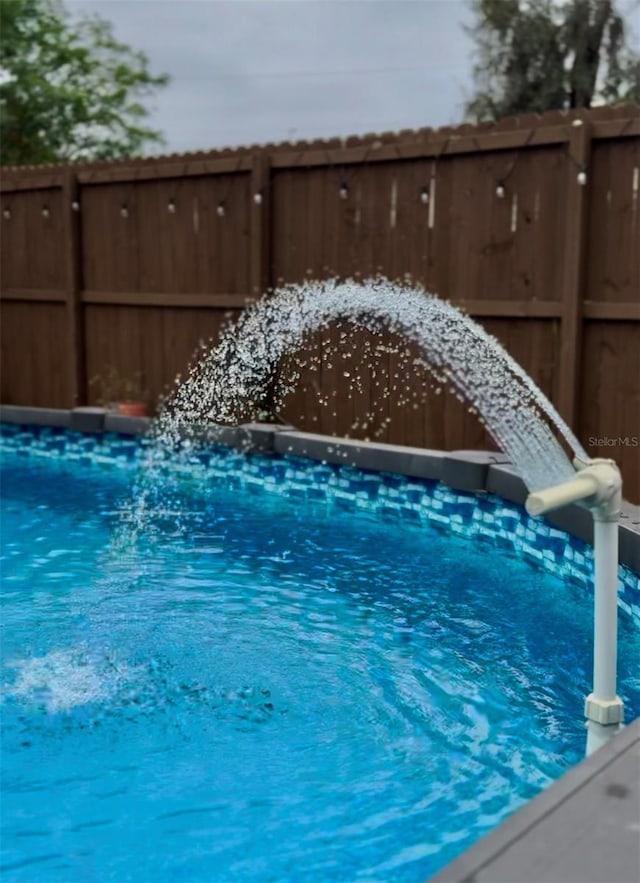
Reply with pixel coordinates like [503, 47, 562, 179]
[2, 421, 638, 628]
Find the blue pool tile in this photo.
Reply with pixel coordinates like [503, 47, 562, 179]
[2, 422, 640, 625]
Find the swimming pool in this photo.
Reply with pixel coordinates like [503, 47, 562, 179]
[2, 425, 639, 882]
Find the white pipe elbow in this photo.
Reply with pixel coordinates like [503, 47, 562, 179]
[525, 458, 622, 522]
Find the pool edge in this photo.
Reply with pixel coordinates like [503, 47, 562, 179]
[428, 718, 640, 883]
[2, 404, 638, 574]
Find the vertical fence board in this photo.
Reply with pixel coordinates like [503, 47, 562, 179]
[63, 172, 85, 406]
[250, 153, 271, 296]
[557, 120, 592, 428]
[587, 138, 640, 304]
[580, 322, 640, 503]
[430, 156, 454, 299]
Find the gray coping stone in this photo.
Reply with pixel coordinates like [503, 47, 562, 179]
[486, 463, 529, 506]
[104, 413, 151, 436]
[442, 450, 511, 492]
[274, 431, 444, 480]
[235, 422, 292, 453]
[70, 407, 106, 434]
[620, 509, 640, 575]
[545, 501, 594, 545]
[182, 422, 290, 453]
[179, 423, 242, 447]
[430, 718, 640, 883]
[0, 404, 71, 428]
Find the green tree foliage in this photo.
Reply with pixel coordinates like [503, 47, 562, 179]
[466, 0, 640, 121]
[0, 0, 169, 165]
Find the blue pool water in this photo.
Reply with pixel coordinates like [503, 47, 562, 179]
[1, 429, 639, 882]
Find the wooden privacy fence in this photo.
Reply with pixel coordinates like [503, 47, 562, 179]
[1, 106, 639, 499]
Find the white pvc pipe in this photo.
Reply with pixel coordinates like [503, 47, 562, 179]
[586, 720, 613, 756]
[525, 459, 624, 756]
[526, 473, 597, 516]
[592, 518, 619, 702]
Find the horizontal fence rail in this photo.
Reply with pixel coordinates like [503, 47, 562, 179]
[1, 106, 639, 500]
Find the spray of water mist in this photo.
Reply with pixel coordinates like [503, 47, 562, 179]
[154, 278, 585, 494]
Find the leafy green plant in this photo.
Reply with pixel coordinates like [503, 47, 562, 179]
[0, 0, 169, 166]
[465, 0, 640, 121]
[89, 366, 148, 410]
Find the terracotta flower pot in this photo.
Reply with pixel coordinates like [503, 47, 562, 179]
[117, 401, 148, 417]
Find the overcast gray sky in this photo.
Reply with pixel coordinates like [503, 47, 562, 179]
[67, 0, 475, 154]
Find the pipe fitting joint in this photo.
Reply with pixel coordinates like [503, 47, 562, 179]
[585, 693, 624, 726]
[525, 458, 621, 522]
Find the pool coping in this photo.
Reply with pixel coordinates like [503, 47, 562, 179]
[2, 404, 640, 883]
[430, 718, 640, 883]
[2, 405, 638, 575]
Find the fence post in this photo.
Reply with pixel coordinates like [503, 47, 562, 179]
[63, 170, 86, 406]
[250, 151, 272, 298]
[558, 119, 592, 432]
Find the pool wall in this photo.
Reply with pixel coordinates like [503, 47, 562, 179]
[2, 403, 639, 883]
[2, 404, 639, 599]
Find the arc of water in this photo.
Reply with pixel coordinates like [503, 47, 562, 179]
[166, 279, 586, 493]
